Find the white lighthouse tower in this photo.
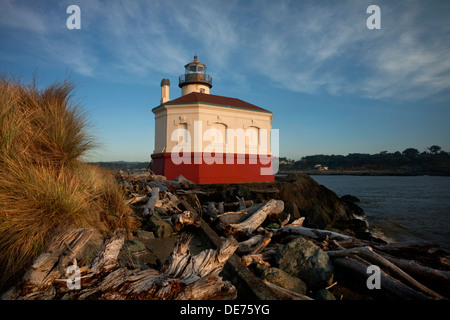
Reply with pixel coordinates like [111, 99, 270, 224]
[151, 56, 274, 183]
[179, 55, 212, 96]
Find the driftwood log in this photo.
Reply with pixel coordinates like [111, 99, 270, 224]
[263, 280, 312, 300]
[117, 171, 167, 182]
[172, 197, 202, 231]
[380, 253, 450, 285]
[125, 194, 149, 205]
[223, 200, 284, 235]
[172, 210, 200, 231]
[241, 249, 277, 267]
[236, 230, 273, 255]
[2, 229, 238, 300]
[326, 246, 446, 300]
[206, 202, 221, 219]
[237, 210, 449, 300]
[275, 225, 352, 241]
[143, 187, 159, 216]
[157, 191, 182, 214]
[1, 229, 95, 300]
[331, 256, 435, 300]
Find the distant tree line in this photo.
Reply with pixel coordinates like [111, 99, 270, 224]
[279, 146, 450, 173]
[94, 161, 150, 171]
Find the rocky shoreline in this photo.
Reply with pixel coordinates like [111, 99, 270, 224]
[193, 173, 375, 240]
[4, 171, 449, 300]
[117, 172, 449, 300]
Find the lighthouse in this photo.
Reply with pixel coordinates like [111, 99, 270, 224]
[151, 56, 275, 183]
[179, 55, 212, 96]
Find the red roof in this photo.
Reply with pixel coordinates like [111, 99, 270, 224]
[164, 92, 271, 113]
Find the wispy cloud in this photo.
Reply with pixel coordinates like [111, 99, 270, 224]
[358, 6, 450, 100]
[2, 0, 449, 101]
[0, 0, 47, 33]
[237, 0, 450, 101]
[0, 0, 98, 77]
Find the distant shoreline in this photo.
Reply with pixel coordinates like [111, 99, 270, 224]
[92, 161, 450, 177]
[278, 169, 450, 177]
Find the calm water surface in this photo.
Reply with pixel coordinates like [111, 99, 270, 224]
[310, 175, 450, 251]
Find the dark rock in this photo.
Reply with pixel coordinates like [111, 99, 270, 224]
[142, 208, 174, 238]
[152, 220, 174, 238]
[135, 230, 155, 240]
[154, 207, 168, 217]
[273, 174, 354, 229]
[314, 289, 336, 300]
[125, 239, 146, 252]
[334, 219, 368, 236]
[283, 202, 301, 220]
[348, 202, 365, 217]
[255, 264, 307, 295]
[234, 185, 252, 199]
[333, 219, 385, 243]
[341, 194, 360, 203]
[276, 237, 334, 289]
[340, 194, 365, 217]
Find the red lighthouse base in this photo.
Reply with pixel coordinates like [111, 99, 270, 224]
[151, 152, 275, 184]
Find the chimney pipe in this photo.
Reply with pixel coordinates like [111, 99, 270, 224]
[160, 78, 170, 104]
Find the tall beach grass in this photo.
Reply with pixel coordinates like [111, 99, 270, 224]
[0, 76, 136, 291]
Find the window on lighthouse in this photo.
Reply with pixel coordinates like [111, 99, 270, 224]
[246, 127, 260, 153]
[177, 123, 188, 143]
[211, 123, 227, 147]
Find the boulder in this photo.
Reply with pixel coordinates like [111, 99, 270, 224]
[275, 237, 334, 288]
[152, 220, 174, 238]
[142, 208, 174, 238]
[283, 202, 301, 220]
[314, 288, 336, 300]
[332, 219, 385, 243]
[135, 230, 155, 240]
[274, 174, 353, 229]
[340, 194, 360, 203]
[255, 265, 307, 295]
[340, 195, 365, 217]
[125, 239, 146, 252]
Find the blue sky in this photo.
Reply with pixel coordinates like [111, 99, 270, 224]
[1, 0, 449, 161]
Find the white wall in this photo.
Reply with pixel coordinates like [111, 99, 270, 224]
[153, 102, 273, 155]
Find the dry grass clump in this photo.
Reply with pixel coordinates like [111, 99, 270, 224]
[0, 76, 137, 291]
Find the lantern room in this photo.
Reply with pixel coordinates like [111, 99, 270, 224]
[179, 55, 212, 96]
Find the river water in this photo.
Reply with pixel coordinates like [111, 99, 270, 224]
[310, 175, 450, 252]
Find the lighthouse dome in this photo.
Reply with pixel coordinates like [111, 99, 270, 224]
[179, 56, 212, 94]
[160, 78, 170, 87]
